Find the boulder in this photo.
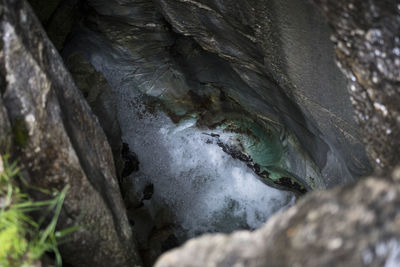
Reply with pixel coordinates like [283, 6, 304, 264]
[156, 169, 400, 267]
[0, 0, 141, 266]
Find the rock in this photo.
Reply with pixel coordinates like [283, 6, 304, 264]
[154, 1, 400, 266]
[155, 170, 400, 267]
[142, 183, 154, 201]
[60, 0, 368, 192]
[0, 0, 141, 266]
[44, 0, 82, 50]
[64, 51, 125, 179]
[27, 0, 59, 24]
[19, 0, 399, 265]
[0, 97, 12, 153]
[312, 0, 400, 174]
[121, 142, 139, 177]
[28, 0, 81, 50]
[152, 0, 372, 186]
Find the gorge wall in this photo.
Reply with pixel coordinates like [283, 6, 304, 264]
[155, 0, 400, 266]
[1, 0, 399, 266]
[58, 0, 373, 263]
[61, 0, 372, 193]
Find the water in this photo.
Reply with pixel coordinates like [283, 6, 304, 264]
[63, 28, 295, 240]
[118, 92, 295, 240]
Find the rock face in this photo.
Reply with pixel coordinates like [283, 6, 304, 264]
[64, 52, 125, 179]
[4, 0, 398, 265]
[155, 0, 400, 266]
[312, 0, 400, 175]
[152, 0, 372, 186]
[0, 0, 141, 266]
[56, 0, 390, 264]
[61, 0, 371, 195]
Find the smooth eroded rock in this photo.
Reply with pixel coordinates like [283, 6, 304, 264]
[155, 1, 400, 266]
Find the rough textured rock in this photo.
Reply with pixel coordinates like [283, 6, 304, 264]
[312, 0, 400, 175]
[156, 169, 400, 267]
[0, 0, 141, 266]
[155, 1, 400, 266]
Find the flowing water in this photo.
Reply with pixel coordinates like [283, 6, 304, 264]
[118, 91, 295, 240]
[64, 29, 295, 241]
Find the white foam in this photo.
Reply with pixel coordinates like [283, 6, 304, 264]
[64, 29, 296, 239]
[118, 91, 295, 240]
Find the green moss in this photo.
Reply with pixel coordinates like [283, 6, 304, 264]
[12, 119, 29, 148]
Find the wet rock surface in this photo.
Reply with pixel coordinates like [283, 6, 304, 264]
[121, 142, 140, 178]
[152, 0, 372, 186]
[155, 1, 400, 266]
[61, 0, 369, 193]
[0, 0, 141, 266]
[57, 0, 384, 264]
[207, 133, 308, 195]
